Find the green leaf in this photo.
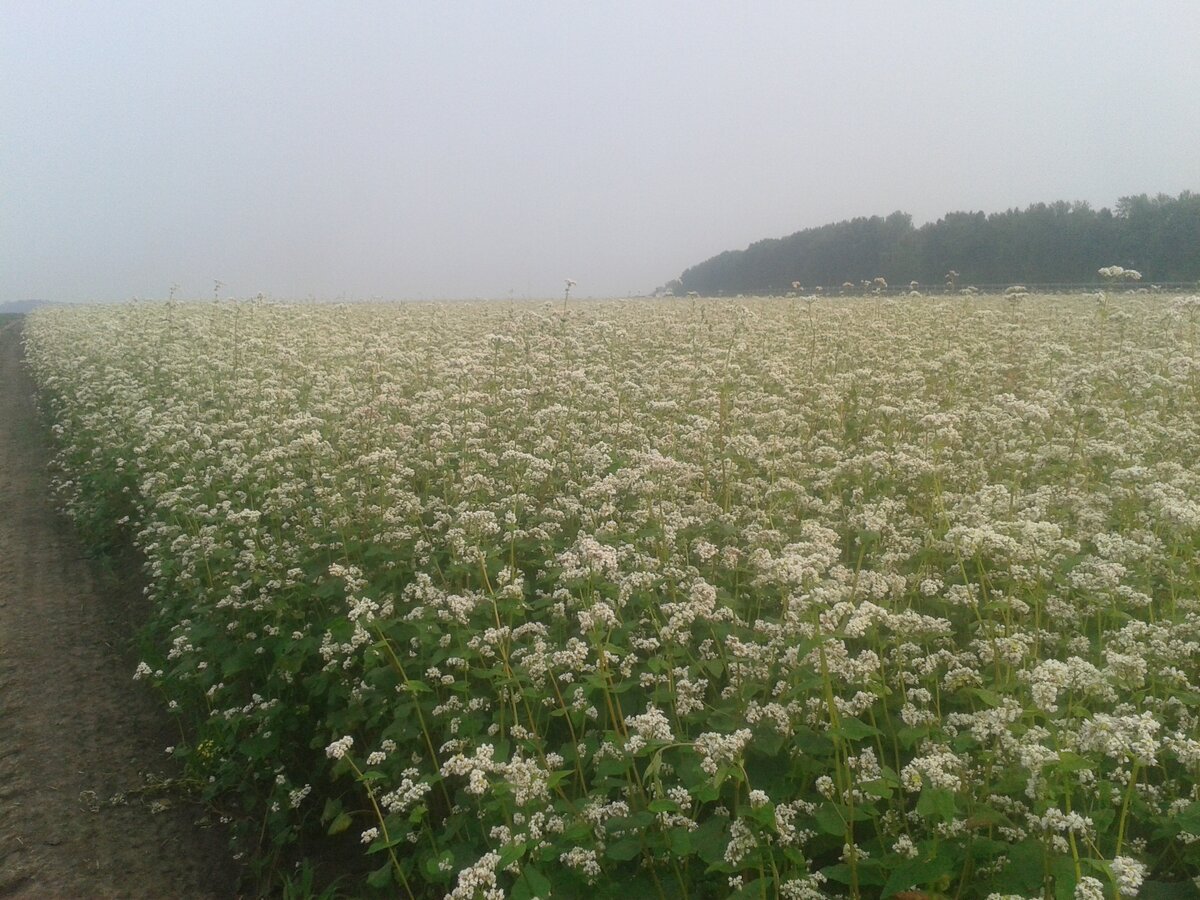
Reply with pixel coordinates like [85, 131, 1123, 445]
[727, 877, 771, 899]
[963, 805, 1009, 829]
[993, 839, 1045, 894]
[605, 835, 643, 861]
[512, 865, 552, 900]
[1139, 881, 1200, 900]
[320, 796, 342, 823]
[595, 756, 630, 778]
[366, 862, 393, 888]
[750, 728, 786, 756]
[711, 763, 742, 789]
[971, 687, 1003, 708]
[327, 811, 353, 835]
[221, 651, 252, 678]
[606, 811, 654, 833]
[1055, 751, 1097, 773]
[561, 820, 593, 843]
[882, 853, 956, 897]
[423, 849, 456, 880]
[743, 801, 777, 827]
[499, 841, 528, 867]
[1176, 801, 1200, 833]
[896, 726, 928, 750]
[692, 816, 727, 865]
[861, 778, 894, 799]
[644, 749, 664, 778]
[666, 826, 692, 855]
[815, 801, 847, 836]
[821, 858, 887, 887]
[790, 725, 835, 758]
[915, 787, 956, 822]
[834, 717, 881, 740]
[1091, 807, 1116, 833]
[1051, 855, 1078, 900]
[821, 863, 855, 885]
[594, 872, 669, 899]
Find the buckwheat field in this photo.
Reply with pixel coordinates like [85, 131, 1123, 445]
[22, 294, 1200, 899]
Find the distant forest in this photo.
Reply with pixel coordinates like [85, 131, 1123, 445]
[673, 191, 1200, 294]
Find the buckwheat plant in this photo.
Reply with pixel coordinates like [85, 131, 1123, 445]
[23, 292, 1200, 897]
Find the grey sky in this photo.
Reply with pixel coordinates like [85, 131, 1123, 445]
[3, 1, 1198, 302]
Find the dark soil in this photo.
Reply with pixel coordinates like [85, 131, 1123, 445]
[0, 316, 243, 898]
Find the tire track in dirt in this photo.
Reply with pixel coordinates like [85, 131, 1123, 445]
[0, 316, 241, 899]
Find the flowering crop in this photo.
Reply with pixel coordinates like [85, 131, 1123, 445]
[23, 294, 1200, 898]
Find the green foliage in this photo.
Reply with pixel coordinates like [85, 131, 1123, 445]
[24, 296, 1200, 898]
[678, 191, 1200, 293]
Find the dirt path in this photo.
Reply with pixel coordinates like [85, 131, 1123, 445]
[0, 317, 241, 898]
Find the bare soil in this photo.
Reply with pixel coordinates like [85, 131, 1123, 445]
[0, 317, 242, 898]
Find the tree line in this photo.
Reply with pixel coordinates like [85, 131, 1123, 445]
[672, 192, 1200, 295]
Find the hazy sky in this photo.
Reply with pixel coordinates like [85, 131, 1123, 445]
[3, 2, 1198, 302]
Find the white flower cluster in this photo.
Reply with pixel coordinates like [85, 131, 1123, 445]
[445, 851, 503, 900]
[624, 705, 675, 753]
[380, 768, 430, 815]
[694, 729, 752, 776]
[1098, 265, 1142, 281]
[440, 744, 554, 806]
[1075, 712, 1161, 765]
[901, 745, 964, 793]
[325, 735, 354, 760]
[1109, 855, 1147, 896]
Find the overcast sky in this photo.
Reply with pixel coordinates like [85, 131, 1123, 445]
[3, 2, 1198, 302]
